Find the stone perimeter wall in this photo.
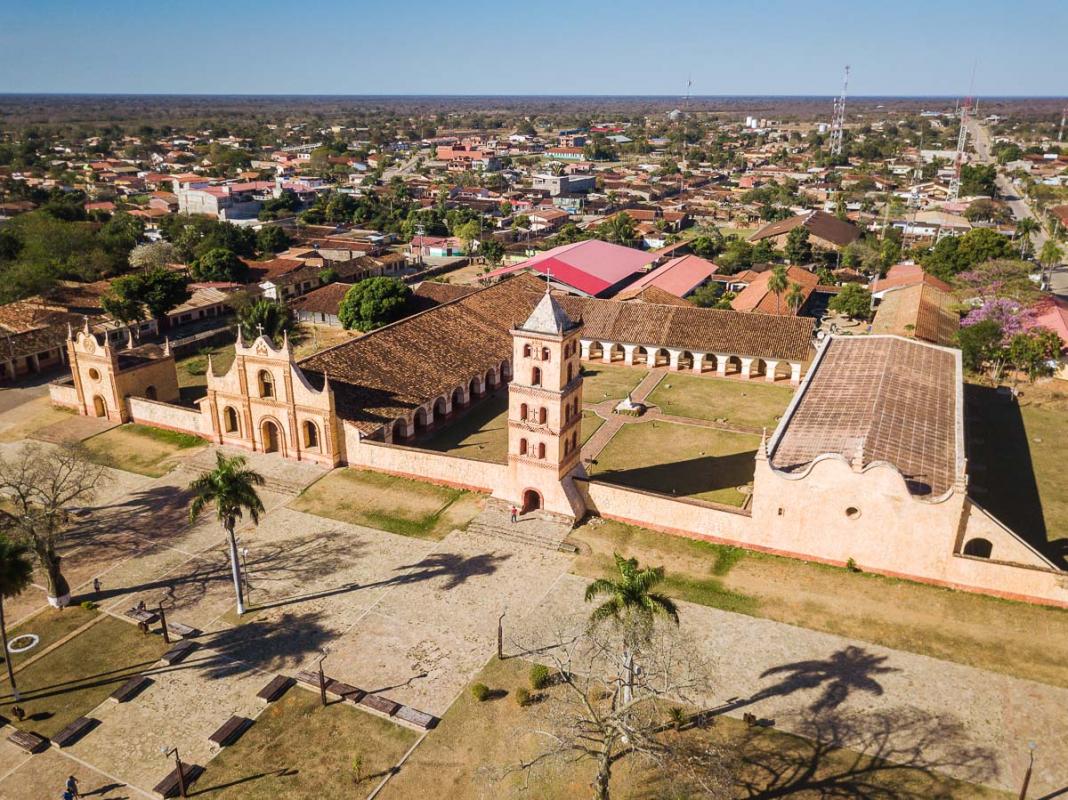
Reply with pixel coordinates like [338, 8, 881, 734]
[127, 397, 209, 436]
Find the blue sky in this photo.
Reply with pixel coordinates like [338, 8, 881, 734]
[0, 0, 1065, 96]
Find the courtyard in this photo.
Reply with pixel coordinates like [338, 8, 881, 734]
[0, 385, 1066, 798]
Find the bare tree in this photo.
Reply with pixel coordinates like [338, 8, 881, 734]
[514, 620, 733, 800]
[0, 443, 107, 607]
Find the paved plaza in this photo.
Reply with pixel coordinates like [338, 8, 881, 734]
[0, 391, 1064, 798]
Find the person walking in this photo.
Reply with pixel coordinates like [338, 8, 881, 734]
[92, 578, 101, 596]
[510, 506, 518, 524]
[66, 775, 80, 799]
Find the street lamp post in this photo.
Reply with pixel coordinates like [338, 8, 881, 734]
[158, 604, 170, 644]
[317, 648, 329, 707]
[160, 746, 187, 798]
[1018, 741, 1037, 800]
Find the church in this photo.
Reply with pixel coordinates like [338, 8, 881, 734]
[50, 273, 1068, 609]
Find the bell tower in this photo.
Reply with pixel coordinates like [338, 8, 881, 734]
[495, 289, 587, 518]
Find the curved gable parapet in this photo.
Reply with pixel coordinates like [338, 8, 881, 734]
[766, 452, 960, 505]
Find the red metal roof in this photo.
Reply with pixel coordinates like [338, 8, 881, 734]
[486, 240, 652, 297]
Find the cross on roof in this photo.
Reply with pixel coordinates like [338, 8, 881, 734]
[544, 266, 552, 292]
[256, 324, 265, 337]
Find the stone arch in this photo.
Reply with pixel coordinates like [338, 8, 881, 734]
[485, 367, 497, 390]
[531, 366, 542, 386]
[258, 369, 275, 398]
[523, 343, 532, 358]
[588, 341, 604, 360]
[144, 385, 157, 400]
[522, 489, 542, 513]
[772, 361, 791, 382]
[302, 420, 320, 450]
[261, 418, 283, 454]
[606, 343, 623, 362]
[452, 386, 466, 409]
[469, 376, 482, 398]
[678, 351, 694, 370]
[500, 360, 511, 380]
[223, 406, 240, 434]
[963, 538, 993, 558]
[537, 407, 547, 424]
[648, 347, 668, 367]
[414, 406, 430, 432]
[434, 395, 449, 419]
[520, 402, 528, 420]
[391, 418, 408, 442]
[91, 395, 107, 417]
[519, 437, 528, 455]
[726, 355, 742, 375]
[752, 358, 767, 378]
[537, 441, 546, 459]
[566, 362, 575, 382]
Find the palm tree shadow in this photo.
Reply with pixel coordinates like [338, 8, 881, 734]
[752, 646, 898, 713]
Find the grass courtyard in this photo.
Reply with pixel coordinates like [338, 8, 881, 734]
[383, 656, 1005, 800]
[420, 393, 509, 463]
[83, 422, 204, 476]
[569, 517, 1068, 690]
[588, 420, 760, 507]
[646, 372, 795, 431]
[580, 363, 648, 402]
[291, 468, 482, 540]
[196, 688, 418, 799]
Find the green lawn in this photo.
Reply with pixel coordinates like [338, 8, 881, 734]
[291, 469, 482, 540]
[196, 689, 418, 799]
[580, 410, 603, 444]
[83, 423, 204, 476]
[646, 372, 794, 431]
[176, 344, 236, 389]
[1, 615, 165, 739]
[580, 364, 648, 402]
[588, 420, 759, 506]
[5, 605, 98, 671]
[420, 394, 509, 464]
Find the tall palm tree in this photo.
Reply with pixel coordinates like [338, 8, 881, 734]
[768, 265, 789, 315]
[585, 553, 679, 705]
[1040, 239, 1064, 291]
[0, 537, 34, 701]
[188, 453, 265, 616]
[1015, 217, 1039, 258]
[785, 282, 806, 315]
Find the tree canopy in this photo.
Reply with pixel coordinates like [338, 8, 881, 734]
[190, 247, 247, 282]
[338, 276, 411, 331]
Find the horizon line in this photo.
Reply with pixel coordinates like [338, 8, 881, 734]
[0, 92, 1065, 100]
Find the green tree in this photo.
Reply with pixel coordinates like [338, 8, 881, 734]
[784, 227, 812, 264]
[103, 267, 190, 327]
[0, 537, 33, 701]
[715, 238, 753, 274]
[1039, 239, 1063, 288]
[585, 553, 679, 705]
[188, 453, 266, 616]
[455, 220, 481, 254]
[1013, 217, 1039, 258]
[957, 319, 1004, 374]
[128, 241, 179, 272]
[256, 225, 290, 255]
[238, 299, 292, 345]
[828, 283, 872, 321]
[689, 235, 721, 259]
[597, 213, 639, 247]
[338, 277, 411, 331]
[767, 265, 789, 315]
[479, 238, 505, 266]
[959, 164, 997, 197]
[689, 282, 723, 308]
[190, 247, 247, 282]
[1008, 328, 1062, 383]
[785, 281, 807, 314]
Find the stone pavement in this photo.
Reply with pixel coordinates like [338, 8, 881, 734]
[519, 573, 1068, 796]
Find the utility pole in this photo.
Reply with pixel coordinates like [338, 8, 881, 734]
[948, 97, 971, 202]
[829, 65, 850, 158]
[1059, 105, 1067, 143]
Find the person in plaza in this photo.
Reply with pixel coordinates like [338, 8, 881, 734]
[66, 775, 80, 799]
[93, 578, 101, 595]
[510, 506, 518, 523]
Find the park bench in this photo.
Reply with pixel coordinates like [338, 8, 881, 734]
[358, 693, 400, 717]
[110, 674, 152, 703]
[166, 621, 200, 639]
[395, 705, 437, 730]
[295, 669, 323, 687]
[52, 716, 97, 748]
[152, 763, 203, 799]
[161, 640, 197, 665]
[125, 608, 159, 625]
[208, 715, 252, 747]
[256, 674, 293, 703]
[7, 730, 47, 754]
[325, 679, 364, 703]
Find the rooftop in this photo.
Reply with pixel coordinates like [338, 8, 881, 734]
[486, 239, 653, 297]
[619, 254, 719, 298]
[870, 283, 960, 346]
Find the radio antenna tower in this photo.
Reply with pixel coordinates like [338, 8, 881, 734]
[1060, 105, 1067, 143]
[949, 63, 979, 202]
[829, 65, 850, 158]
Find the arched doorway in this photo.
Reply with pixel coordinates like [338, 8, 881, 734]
[145, 385, 157, 400]
[963, 538, 993, 558]
[91, 395, 106, 417]
[522, 489, 542, 514]
[262, 420, 281, 453]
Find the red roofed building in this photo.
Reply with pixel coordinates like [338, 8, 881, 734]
[613, 254, 719, 299]
[872, 263, 952, 298]
[731, 266, 820, 316]
[486, 240, 654, 297]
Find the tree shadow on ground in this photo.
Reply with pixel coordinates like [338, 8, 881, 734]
[753, 646, 898, 714]
[735, 706, 998, 799]
[964, 385, 1055, 565]
[365, 550, 512, 592]
[591, 452, 756, 499]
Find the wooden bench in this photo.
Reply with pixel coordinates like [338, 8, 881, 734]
[110, 674, 152, 703]
[294, 669, 324, 687]
[358, 693, 400, 716]
[7, 730, 47, 754]
[256, 675, 294, 703]
[125, 608, 160, 625]
[166, 621, 200, 639]
[52, 716, 97, 748]
[208, 715, 252, 747]
[325, 679, 364, 703]
[152, 763, 203, 799]
[395, 705, 437, 730]
[161, 640, 197, 665]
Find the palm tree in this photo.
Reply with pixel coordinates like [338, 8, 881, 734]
[1039, 239, 1064, 291]
[0, 537, 34, 701]
[188, 453, 265, 616]
[768, 265, 789, 315]
[585, 553, 679, 705]
[1014, 217, 1039, 258]
[785, 282, 806, 315]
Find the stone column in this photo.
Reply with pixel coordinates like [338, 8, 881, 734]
[764, 359, 779, 382]
[716, 355, 729, 377]
[29, 353, 40, 374]
[692, 353, 705, 373]
[622, 344, 637, 365]
[740, 357, 754, 380]
[790, 362, 803, 385]
[667, 348, 684, 371]
[601, 342, 614, 363]
[580, 340, 592, 360]
[647, 348, 659, 367]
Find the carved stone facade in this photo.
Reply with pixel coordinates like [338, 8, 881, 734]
[62, 324, 179, 423]
[199, 332, 341, 467]
[494, 291, 587, 517]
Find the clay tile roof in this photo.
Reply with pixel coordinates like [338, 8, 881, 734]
[871, 284, 960, 345]
[749, 210, 861, 247]
[289, 282, 354, 316]
[730, 267, 820, 315]
[612, 285, 693, 307]
[770, 336, 963, 498]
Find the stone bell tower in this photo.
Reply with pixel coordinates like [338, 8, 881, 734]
[494, 290, 587, 518]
